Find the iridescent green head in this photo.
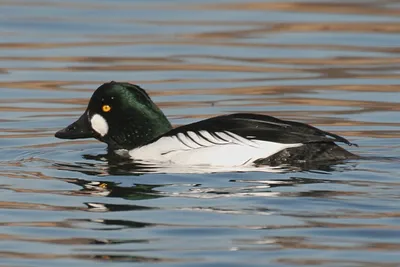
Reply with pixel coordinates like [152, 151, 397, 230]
[55, 81, 172, 150]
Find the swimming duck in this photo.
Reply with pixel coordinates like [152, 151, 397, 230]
[55, 81, 358, 167]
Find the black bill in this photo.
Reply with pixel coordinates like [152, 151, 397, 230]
[55, 113, 93, 139]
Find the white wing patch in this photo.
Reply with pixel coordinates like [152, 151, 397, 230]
[188, 131, 212, 146]
[90, 114, 109, 136]
[129, 130, 303, 167]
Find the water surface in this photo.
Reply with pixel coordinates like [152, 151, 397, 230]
[1, 1, 400, 266]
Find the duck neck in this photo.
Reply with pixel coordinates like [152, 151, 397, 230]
[101, 113, 172, 151]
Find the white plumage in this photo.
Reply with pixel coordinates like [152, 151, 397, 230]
[128, 130, 302, 167]
[90, 113, 109, 137]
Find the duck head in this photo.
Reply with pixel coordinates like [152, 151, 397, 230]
[55, 81, 172, 150]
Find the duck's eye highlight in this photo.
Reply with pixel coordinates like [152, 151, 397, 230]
[102, 105, 111, 112]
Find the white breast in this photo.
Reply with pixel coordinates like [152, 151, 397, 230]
[128, 131, 303, 167]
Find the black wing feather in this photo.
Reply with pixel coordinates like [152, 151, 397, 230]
[162, 113, 356, 146]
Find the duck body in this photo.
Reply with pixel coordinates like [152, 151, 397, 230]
[55, 82, 358, 168]
[126, 113, 357, 167]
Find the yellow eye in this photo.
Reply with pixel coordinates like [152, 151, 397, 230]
[102, 105, 111, 112]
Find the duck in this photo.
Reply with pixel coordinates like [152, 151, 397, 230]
[55, 81, 358, 168]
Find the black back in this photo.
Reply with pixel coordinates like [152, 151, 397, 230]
[160, 113, 356, 146]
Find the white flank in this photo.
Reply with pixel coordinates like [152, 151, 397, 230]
[90, 114, 109, 136]
[129, 130, 303, 167]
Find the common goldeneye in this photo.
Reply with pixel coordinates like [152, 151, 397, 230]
[55, 81, 358, 167]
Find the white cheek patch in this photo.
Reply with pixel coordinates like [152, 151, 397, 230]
[90, 114, 109, 136]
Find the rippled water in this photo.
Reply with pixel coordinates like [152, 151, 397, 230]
[1, 1, 400, 266]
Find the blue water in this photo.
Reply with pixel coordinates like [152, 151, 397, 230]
[1, 1, 400, 266]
